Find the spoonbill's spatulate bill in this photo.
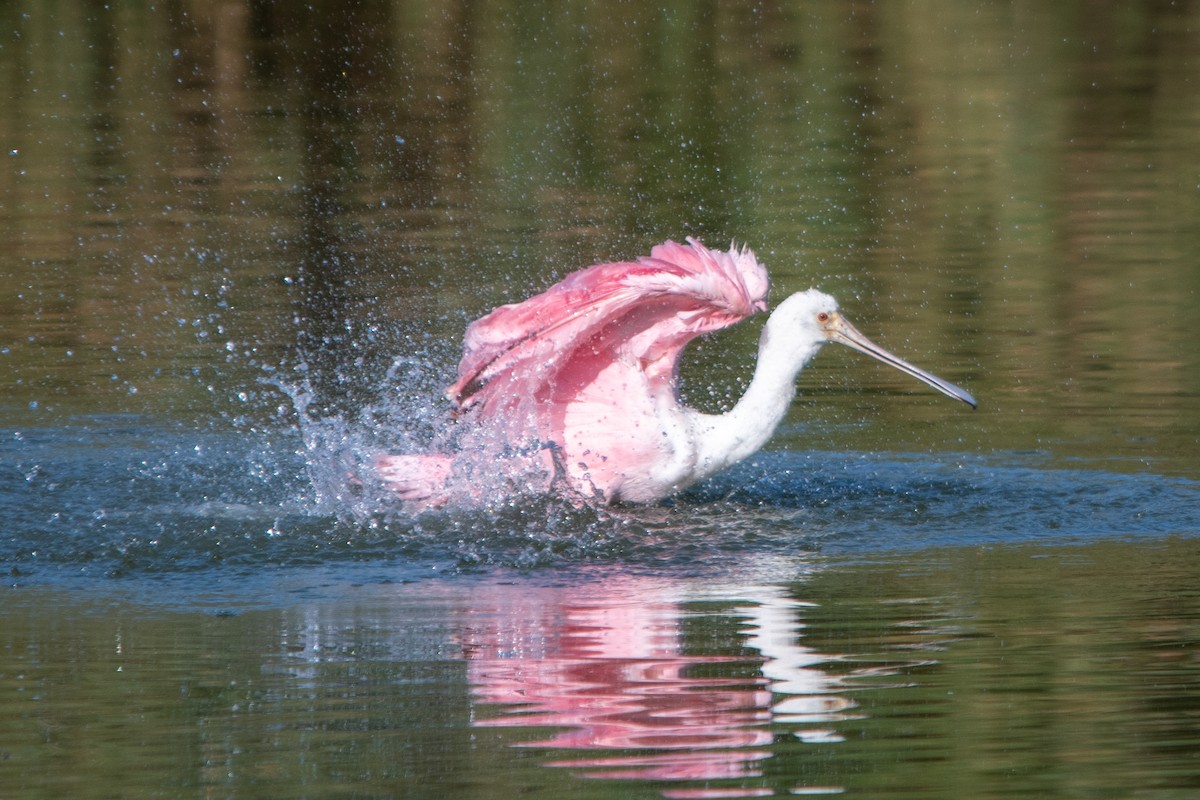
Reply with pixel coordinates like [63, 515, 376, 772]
[376, 239, 975, 506]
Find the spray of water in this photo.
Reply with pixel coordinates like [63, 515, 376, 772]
[246, 342, 633, 565]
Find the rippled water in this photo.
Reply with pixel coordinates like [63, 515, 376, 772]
[3, 2, 1200, 798]
[4, 419, 1198, 583]
[6, 533, 1200, 798]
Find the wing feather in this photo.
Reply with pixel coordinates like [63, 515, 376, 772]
[448, 239, 769, 422]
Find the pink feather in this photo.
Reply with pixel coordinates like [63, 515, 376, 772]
[377, 239, 769, 506]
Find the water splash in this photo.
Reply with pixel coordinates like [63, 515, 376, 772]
[259, 354, 549, 517]
[5, 337, 1199, 587]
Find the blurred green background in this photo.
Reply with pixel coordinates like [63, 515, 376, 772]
[3, 4, 1200, 799]
[3, 0, 1198, 475]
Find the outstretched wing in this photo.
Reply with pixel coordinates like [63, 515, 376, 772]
[447, 238, 770, 424]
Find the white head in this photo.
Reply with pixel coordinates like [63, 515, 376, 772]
[764, 289, 977, 407]
[764, 289, 840, 343]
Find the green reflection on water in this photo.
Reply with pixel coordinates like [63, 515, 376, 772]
[2, 3, 1200, 797]
[2, 538, 1198, 799]
[798, 538, 1200, 798]
[1, 0, 1198, 477]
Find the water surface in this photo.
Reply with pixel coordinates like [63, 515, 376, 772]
[3, 2, 1199, 798]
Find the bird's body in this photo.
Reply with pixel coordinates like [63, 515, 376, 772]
[376, 239, 975, 507]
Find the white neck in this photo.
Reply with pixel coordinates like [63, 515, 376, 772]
[686, 320, 824, 481]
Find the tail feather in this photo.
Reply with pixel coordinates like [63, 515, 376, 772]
[374, 454, 454, 507]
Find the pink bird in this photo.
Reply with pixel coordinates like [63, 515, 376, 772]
[376, 238, 975, 507]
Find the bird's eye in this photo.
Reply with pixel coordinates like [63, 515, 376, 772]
[816, 311, 830, 323]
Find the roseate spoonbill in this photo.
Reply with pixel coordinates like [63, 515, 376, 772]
[376, 238, 975, 506]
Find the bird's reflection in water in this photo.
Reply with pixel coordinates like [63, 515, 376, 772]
[461, 576, 856, 794]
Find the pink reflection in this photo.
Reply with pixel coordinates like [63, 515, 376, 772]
[462, 577, 852, 793]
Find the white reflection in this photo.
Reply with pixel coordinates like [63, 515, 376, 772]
[459, 574, 855, 792]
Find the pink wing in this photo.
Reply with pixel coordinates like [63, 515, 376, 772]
[448, 238, 769, 420]
[379, 239, 770, 504]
